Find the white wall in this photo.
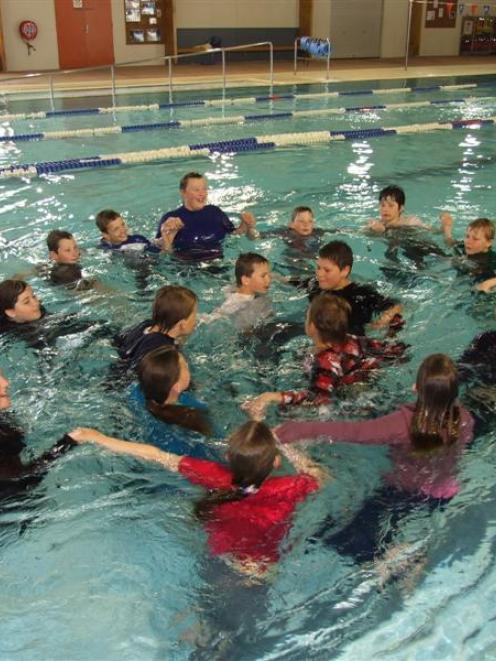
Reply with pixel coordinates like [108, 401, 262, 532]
[175, 0, 298, 28]
[311, 0, 332, 39]
[111, 0, 165, 65]
[381, 0, 409, 58]
[1, 0, 59, 71]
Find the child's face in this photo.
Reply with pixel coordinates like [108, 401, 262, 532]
[289, 211, 314, 236]
[316, 258, 349, 290]
[103, 217, 129, 245]
[379, 196, 403, 224]
[464, 227, 492, 255]
[243, 262, 272, 294]
[6, 286, 42, 323]
[0, 370, 11, 410]
[181, 177, 208, 212]
[50, 238, 80, 264]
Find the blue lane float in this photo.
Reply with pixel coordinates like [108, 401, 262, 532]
[0, 83, 480, 123]
[0, 96, 488, 143]
[0, 116, 493, 179]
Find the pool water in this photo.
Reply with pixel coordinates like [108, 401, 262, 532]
[0, 77, 496, 659]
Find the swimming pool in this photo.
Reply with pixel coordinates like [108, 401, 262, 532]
[0, 76, 496, 659]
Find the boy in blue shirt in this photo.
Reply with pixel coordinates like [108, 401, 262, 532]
[96, 209, 160, 253]
[156, 172, 256, 261]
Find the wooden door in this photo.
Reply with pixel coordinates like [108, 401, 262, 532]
[55, 0, 114, 69]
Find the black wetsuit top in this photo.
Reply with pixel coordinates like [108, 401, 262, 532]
[306, 280, 398, 336]
[0, 416, 74, 497]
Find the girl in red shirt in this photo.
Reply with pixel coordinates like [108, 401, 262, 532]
[69, 420, 327, 576]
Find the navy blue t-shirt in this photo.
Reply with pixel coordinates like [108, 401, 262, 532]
[114, 320, 175, 368]
[156, 205, 234, 260]
[99, 234, 159, 253]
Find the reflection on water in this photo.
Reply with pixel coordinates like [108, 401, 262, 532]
[0, 79, 495, 658]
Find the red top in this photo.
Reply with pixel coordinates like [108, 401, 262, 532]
[281, 334, 406, 406]
[179, 456, 319, 564]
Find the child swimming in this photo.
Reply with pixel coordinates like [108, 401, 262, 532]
[366, 185, 429, 234]
[0, 369, 75, 501]
[244, 293, 406, 419]
[133, 345, 212, 440]
[69, 420, 327, 576]
[96, 209, 160, 253]
[295, 241, 404, 335]
[115, 285, 198, 369]
[156, 171, 256, 261]
[0, 280, 44, 329]
[200, 252, 273, 331]
[47, 230, 81, 265]
[275, 354, 474, 562]
[440, 214, 496, 284]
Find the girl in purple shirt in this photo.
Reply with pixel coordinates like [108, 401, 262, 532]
[275, 354, 474, 561]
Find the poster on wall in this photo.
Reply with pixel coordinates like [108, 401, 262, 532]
[146, 29, 161, 42]
[124, 0, 164, 44]
[425, 0, 458, 26]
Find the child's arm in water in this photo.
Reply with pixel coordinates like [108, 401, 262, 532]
[369, 303, 403, 330]
[365, 217, 431, 234]
[278, 442, 330, 486]
[439, 212, 456, 247]
[69, 427, 181, 471]
[475, 276, 496, 293]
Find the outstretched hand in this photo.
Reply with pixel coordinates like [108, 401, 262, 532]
[68, 427, 103, 443]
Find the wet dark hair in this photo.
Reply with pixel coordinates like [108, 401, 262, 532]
[308, 293, 350, 345]
[50, 263, 83, 287]
[290, 206, 313, 222]
[151, 285, 197, 333]
[379, 185, 405, 207]
[234, 253, 269, 287]
[318, 241, 353, 272]
[137, 346, 211, 435]
[95, 209, 121, 232]
[0, 280, 28, 322]
[411, 354, 460, 452]
[195, 421, 277, 521]
[179, 172, 204, 191]
[46, 230, 74, 253]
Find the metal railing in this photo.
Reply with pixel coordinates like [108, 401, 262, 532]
[0, 41, 274, 109]
[294, 37, 331, 80]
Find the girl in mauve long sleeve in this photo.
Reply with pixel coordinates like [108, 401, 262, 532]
[275, 355, 474, 562]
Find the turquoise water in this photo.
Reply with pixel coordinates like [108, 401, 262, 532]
[0, 78, 495, 659]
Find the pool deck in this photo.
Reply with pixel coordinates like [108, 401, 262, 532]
[1, 56, 496, 97]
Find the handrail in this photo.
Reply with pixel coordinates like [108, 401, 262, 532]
[294, 37, 331, 81]
[0, 41, 274, 107]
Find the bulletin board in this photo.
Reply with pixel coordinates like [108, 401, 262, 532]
[124, 0, 164, 44]
[425, 0, 459, 28]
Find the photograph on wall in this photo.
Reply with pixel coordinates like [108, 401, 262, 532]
[130, 29, 145, 42]
[126, 8, 141, 22]
[141, 1, 156, 15]
[146, 29, 161, 42]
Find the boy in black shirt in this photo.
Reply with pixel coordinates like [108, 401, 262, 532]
[440, 214, 496, 289]
[303, 241, 403, 335]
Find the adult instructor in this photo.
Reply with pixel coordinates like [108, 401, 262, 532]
[156, 172, 256, 261]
